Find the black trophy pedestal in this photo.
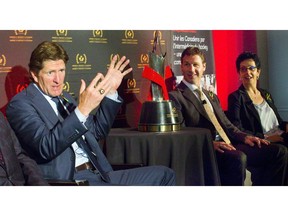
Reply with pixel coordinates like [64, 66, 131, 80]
[138, 100, 180, 132]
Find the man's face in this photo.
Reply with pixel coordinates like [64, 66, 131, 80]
[181, 54, 206, 87]
[31, 59, 66, 97]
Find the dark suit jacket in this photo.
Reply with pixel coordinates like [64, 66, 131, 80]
[0, 112, 48, 186]
[6, 83, 121, 181]
[169, 81, 247, 143]
[227, 84, 288, 139]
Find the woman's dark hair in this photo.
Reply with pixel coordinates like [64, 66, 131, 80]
[236, 51, 261, 73]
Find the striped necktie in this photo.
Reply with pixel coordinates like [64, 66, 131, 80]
[51, 96, 69, 119]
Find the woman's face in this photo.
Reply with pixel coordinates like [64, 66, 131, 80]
[239, 58, 260, 86]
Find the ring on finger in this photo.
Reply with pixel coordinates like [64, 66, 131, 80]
[99, 88, 105, 95]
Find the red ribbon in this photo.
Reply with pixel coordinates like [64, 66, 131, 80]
[142, 65, 173, 101]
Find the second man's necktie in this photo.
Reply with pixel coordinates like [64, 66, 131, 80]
[195, 89, 231, 144]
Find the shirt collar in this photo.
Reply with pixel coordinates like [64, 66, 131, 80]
[33, 83, 53, 101]
[182, 79, 201, 92]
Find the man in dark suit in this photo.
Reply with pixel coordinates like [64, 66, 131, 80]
[169, 47, 288, 186]
[0, 112, 48, 186]
[6, 41, 175, 186]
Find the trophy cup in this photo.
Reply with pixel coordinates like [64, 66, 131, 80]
[138, 31, 180, 132]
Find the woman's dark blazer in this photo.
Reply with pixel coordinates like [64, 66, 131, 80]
[227, 84, 287, 139]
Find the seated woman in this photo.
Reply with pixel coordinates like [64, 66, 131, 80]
[227, 51, 288, 147]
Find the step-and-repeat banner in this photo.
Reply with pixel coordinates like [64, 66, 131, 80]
[0, 30, 214, 128]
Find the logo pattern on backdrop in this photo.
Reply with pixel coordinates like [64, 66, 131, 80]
[0, 30, 214, 128]
[89, 30, 108, 44]
[122, 30, 138, 45]
[52, 30, 72, 42]
[72, 54, 91, 70]
[9, 30, 32, 42]
[0, 54, 11, 72]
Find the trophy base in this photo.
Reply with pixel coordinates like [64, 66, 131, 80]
[138, 101, 180, 132]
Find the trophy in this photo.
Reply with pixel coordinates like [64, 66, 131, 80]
[138, 31, 180, 132]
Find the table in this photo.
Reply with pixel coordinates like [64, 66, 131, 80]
[104, 127, 221, 186]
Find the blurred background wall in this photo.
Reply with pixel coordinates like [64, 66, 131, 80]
[0, 30, 287, 127]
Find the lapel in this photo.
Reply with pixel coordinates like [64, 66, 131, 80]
[178, 82, 209, 119]
[202, 88, 223, 122]
[26, 84, 60, 126]
[259, 89, 282, 122]
[238, 85, 261, 124]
